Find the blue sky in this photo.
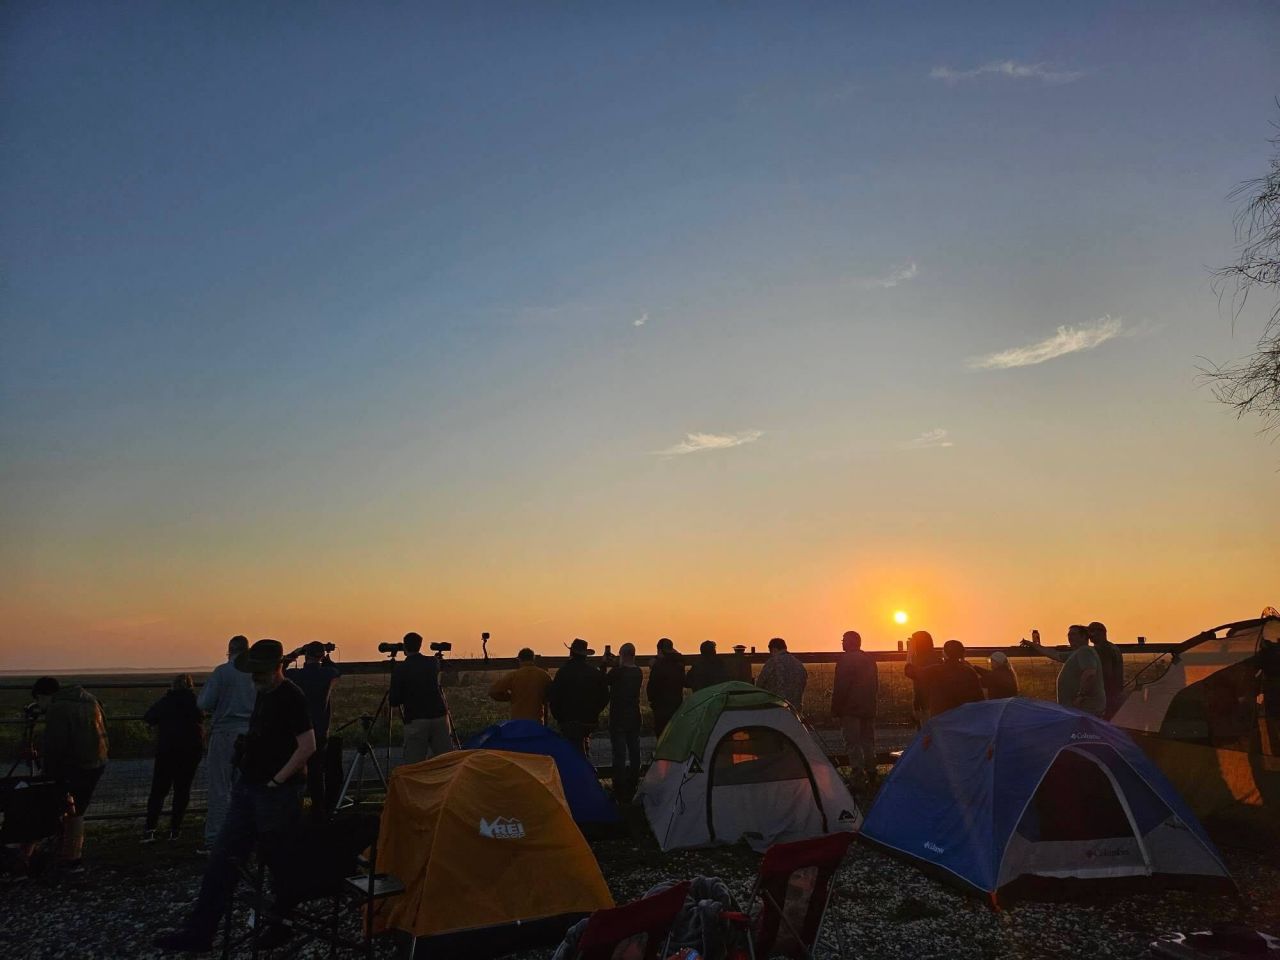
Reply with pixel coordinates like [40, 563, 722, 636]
[2, 3, 1279, 667]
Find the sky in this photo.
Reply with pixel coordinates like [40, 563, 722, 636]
[2, 3, 1279, 670]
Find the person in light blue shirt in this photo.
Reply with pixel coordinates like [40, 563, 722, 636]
[197, 635, 256, 848]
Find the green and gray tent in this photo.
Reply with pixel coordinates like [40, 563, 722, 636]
[640, 681, 862, 851]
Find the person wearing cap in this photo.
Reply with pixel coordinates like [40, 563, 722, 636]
[757, 637, 808, 711]
[156, 638, 314, 953]
[974, 650, 1019, 700]
[389, 632, 453, 764]
[284, 641, 341, 818]
[831, 631, 878, 788]
[488, 647, 553, 724]
[197, 634, 257, 850]
[917, 640, 985, 717]
[726, 645, 753, 683]
[685, 640, 730, 692]
[647, 638, 685, 739]
[549, 639, 609, 757]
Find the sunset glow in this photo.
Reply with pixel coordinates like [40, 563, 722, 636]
[1, 7, 1277, 673]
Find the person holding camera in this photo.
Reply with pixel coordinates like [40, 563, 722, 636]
[142, 674, 204, 843]
[388, 632, 454, 764]
[156, 638, 314, 953]
[284, 641, 341, 818]
[30, 676, 109, 872]
[198, 634, 257, 850]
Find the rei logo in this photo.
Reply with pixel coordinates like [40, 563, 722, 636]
[479, 816, 526, 840]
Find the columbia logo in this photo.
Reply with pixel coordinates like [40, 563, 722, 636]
[923, 841, 945, 854]
[1070, 733, 1102, 741]
[479, 817, 526, 839]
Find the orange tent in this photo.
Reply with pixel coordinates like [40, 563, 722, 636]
[375, 749, 614, 939]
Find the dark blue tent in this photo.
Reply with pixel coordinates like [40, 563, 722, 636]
[465, 720, 620, 826]
[861, 698, 1231, 900]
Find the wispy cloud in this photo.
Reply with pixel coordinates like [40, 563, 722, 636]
[901, 428, 954, 450]
[970, 316, 1124, 370]
[634, 312, 648, 328]
[929, 60, 1085, 85]
[851, 261, 918, 290]
[656, 429, 763, 456]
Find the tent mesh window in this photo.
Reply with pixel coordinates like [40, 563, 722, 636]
[710, 727, 811, 786]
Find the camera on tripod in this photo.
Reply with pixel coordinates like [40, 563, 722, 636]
[22, 702, 42, 723]
[429, 642, 451, 654]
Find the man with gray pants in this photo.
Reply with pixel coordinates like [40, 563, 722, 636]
[197, 635, 256, 850]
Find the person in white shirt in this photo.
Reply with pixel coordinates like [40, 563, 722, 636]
[197, 635, 257, 849]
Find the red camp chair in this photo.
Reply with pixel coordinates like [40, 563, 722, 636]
[726, 832, 855, 960]
[572, 880, 692, 960]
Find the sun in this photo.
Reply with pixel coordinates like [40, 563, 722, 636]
[893, 610, 909, 625]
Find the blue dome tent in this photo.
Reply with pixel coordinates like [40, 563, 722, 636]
[465, 720, 620, 827]
[861, 699, 1232, 902]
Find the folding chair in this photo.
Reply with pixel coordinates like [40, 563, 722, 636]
[221, 813, 403, 958]
[725, 832, 855, 960]
[571, 880, 692, 960]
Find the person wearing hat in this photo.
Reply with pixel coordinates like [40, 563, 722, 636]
[549, 639, 609, 757]
[156, 638, 314, 953]
[646, 638, 686, 739]
[726, 644, 753, 683]
[685, 640, 730, 692]
[388, 632, 454, 763]
[974, 650, 1019, 700]
[284, 641, 341, 818]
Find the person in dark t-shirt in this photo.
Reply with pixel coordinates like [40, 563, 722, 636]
[156, 639, 314, 953]
[284, 642, 340, 817]
[918, 640, 985, 717]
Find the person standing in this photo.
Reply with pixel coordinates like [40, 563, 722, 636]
[685, 640, 729, 692]
[30, 676, 109, 871]
[284, 642, 341, 818]
[488, 647, 553, 723]
[974, 650, 1020, 699]
[156, 639, 315, 953]
[647, 638, 685, 740]
[757, 637, 808, 711]
[903, 631, 942, 726]
[831, 631, 878, 788]
[389, 632, 453, 764]
[549, 639, 609, 757]
[1026, 625, 1107, 717]
[142, 675, 204, 842]
[726, 645, 753, 683]
[605, 643, 643, 801]
[1088, 621, 1125, 718]
[198, 634, 257, 851]
[917, 640, 985, 717]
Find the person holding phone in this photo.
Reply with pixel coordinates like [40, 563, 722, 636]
[1024, 625, 1106, 717]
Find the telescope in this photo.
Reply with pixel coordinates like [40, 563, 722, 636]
[430, 641, 451, 654]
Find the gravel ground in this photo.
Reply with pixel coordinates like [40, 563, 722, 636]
[2, 810, 1276, 960]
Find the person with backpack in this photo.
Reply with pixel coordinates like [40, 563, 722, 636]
[142, 674, 205, 843]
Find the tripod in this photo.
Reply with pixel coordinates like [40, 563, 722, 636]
[332, 690, 390, 811]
